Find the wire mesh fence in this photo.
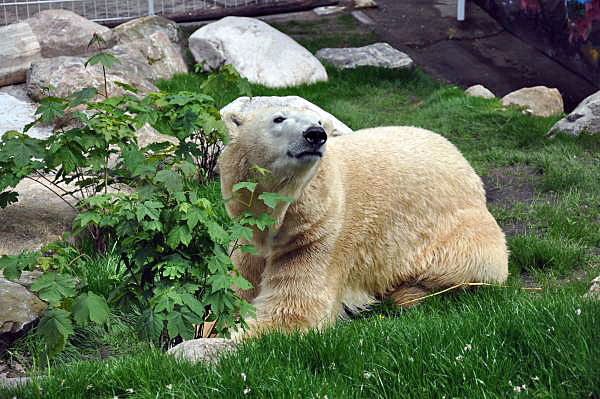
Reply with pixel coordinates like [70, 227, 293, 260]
[0, 0, 301, 27]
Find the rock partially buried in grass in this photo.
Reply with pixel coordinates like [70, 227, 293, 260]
[547, 90, 600, 137]
[501, 86, 564, 117]
[465, 84, 495, 99]
[316, 43, 414, 70]
[167, 338, 237, 364]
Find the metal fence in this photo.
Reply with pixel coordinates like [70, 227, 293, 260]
[0, 0, 302, 27]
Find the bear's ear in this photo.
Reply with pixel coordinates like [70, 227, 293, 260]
[222, 112, 243, 140]
[321, 118, 334, 135]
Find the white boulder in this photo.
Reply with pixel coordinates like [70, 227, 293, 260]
[189, 17, 328, 88]
[221, 96, 353, 137]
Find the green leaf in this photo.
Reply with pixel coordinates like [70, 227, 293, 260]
[166, 225, 193, 249]
[186, 207, 208, 231]
[166, 311, 188, 340]
[137, 309, 164, 341]
[85, 52, 119, 69]
[232, 182, 257, 193]
[67, 87, 97, 107]
[208, 273, 233, 293]
[254, 212, 275, 231]
[135, 200, 163, 222]
[154, 169, 183, 193]
[30, 272, 78, 306]
[37, 308, 74, 357]
[114, 81, 138, 93]
[232, 274, 253, 291]
[181, 292, 207, 318]
[258, 192, 294, 209]
[241, 244, 257, 255]
[72, 292, 110, 326]
[206, 221, 229, 244]
[230, 224, 253, 242]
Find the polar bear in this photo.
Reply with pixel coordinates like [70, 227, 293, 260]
[218, 99, 508, 337]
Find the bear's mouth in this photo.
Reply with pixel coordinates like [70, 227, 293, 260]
[287, 150, 323, 160]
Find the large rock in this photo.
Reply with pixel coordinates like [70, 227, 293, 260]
[315, 42, 414, 70]
[26, 31, 187, 101]
[501, 86, 564, 117]
[0, 270, 43, 290]
[0, 93, 53, 139]
[0, 278, 47, 351]
[189, 17, 327, 88]
[167, 338, 237, 364]
[111, 15, 185, 56]
[26, 55, 158, 101]
[0, 178, 77, 256]
[221, 96, 353, 137]
[0, 22, 41, 86]
[25, 9, 111, 58]
[108, 31, 188, 82]
[547, 90, 600, 137]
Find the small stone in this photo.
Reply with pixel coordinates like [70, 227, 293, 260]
[313, 6, 346, 16]
[0, 22, 42, 86]
[167, 338, 237, 364]
[465, 84, 495, 99]
[354, 0, 377, 8]
[584, 275, 600, 299]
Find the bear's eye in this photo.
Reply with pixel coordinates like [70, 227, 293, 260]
[273, 116, 286, 124]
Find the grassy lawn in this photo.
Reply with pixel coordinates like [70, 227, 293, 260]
[2, 14, 599, 398]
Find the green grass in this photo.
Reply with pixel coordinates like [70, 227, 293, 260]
[4, 288, 599, 398]
[3, 15, 600, 398]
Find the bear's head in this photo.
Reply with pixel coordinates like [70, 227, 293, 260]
[219, 103, 332, 219]
[221, 106, 329, 179]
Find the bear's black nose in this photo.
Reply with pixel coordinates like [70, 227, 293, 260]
[303, 126, 327, 147]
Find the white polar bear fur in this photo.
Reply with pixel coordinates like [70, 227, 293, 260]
[218, 103, 508, 335]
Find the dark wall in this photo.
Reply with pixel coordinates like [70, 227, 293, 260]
[474, 0, 600, 90]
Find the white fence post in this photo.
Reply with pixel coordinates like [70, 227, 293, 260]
[148, 0, 155, 16]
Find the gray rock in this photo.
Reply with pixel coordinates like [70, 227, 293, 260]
[0, 22, 42, 86]
[167, 338, 237, 364]
[547, 90, 600, 137]
[108, 31, 188, 82]
[465, 84, 495, 99]
[0, 93, 53, 139]
[189, 17, 327, 88]
[111, 15, 185, 56]
[0, 84, 31, 103]
[0, 279, 47, 349]
[221, 96, 353, 137]
[26, 55, 158, 101]
[316, 43, 414, 70]
[501, 86, 564, 117]
[0, 178, 78, 256]
[25, 9, 111, 58]
[26, 31, 187, 102]
[0, 270, 43, 290]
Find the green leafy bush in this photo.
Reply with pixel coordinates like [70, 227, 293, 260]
[0, 51, 258, 353]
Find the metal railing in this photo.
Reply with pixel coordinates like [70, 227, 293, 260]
[0, 0, 292, 27]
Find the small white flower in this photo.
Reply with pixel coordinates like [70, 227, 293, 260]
[241, 372, 247, 382]
[243, 387, 252, 395]
[532, 376, 540, 382]
[455, 355, 464, 362]
[513, 386, 522, 393]
[408, 356, 414, 362]
[126, 388, 134, 393]
[576, 308, 582, 316]
[166, 384, 173, 390]
[359, 339, 364, 346]
[86, 384, 93, 390]
[463, 343, 472, 351]
[363, 371, 373, 379]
